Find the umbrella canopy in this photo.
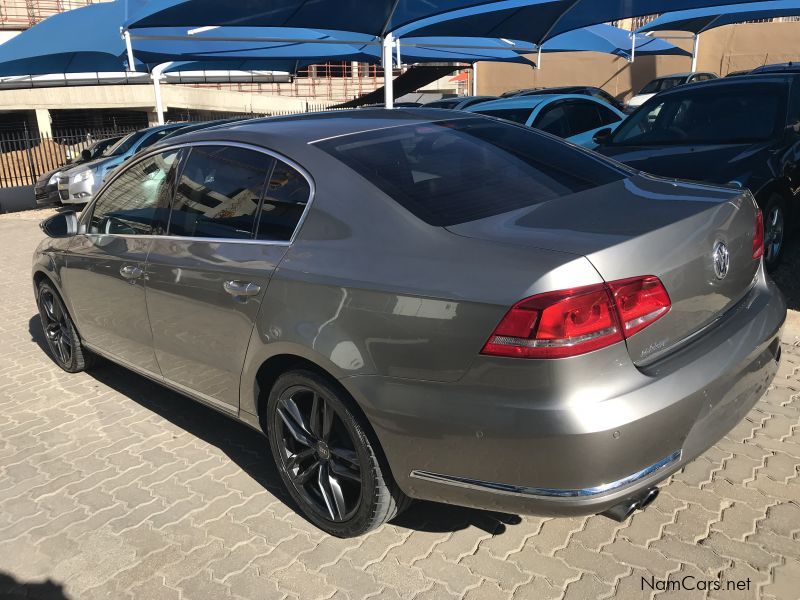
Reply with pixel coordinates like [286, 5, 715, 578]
[134, 28, 537, 67]
[392, 0, 780, 44]
[542, 24, 690, 59]
[636, 1, 800, 34]
[0, 1, 144, 76]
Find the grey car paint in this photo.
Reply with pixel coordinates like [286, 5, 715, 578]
[32, 109, 785, 519]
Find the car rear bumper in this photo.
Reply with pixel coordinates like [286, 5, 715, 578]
[342, 267, 785, 517]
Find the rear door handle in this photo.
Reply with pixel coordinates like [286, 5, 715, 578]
[223, 280, 261, 297]
[120, 265, 143, 280]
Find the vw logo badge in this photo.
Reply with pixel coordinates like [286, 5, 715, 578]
[712, 241, 730, 280]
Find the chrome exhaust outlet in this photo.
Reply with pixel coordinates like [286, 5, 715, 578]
[600, 487, 659, 522]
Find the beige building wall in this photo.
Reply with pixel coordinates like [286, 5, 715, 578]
[477, 21, 800, 102]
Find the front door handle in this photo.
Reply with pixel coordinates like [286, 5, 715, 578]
[223, 280, 261, 297]
[120, 265, 143, 280]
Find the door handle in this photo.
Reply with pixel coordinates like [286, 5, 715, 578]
[223, 280, 261, 297]
[120, 265, 143, 280]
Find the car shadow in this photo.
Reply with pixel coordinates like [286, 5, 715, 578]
[0, 572, 70, 600]
[28, 316, 521, 537]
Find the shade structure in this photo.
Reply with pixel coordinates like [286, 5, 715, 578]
[392, 0, 780, 44]
[0, 1, 144, 76]
[542, 24, 690, 59]
[636, 1, 800, 34]
[133, 28, 538, 68]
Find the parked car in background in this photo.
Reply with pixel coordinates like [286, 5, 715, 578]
[424, 96, 498, 110]
[33, 109, 784, 537]
[57, 122, 187, 205]
[466, 94, 626, 148]
[750, 62, 800, 75]
[34, 135, 123, 206]
[627, 72, 717, 109]
[596, 74, 800, 269]
[516, 85, 629, 113]
[500, 87, 544, 97]
[160, 117, 250, 140]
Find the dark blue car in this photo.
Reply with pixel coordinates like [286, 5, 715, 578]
[597, 74, 800, 269]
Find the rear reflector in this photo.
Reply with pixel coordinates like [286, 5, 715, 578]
[753, 208, 764, 260]
[482, 276, 671, 359]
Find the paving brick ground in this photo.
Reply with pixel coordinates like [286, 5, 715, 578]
[1, 209, 799, 600]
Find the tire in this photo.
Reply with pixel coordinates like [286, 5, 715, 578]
[36, 280, 95, 373]
[266, 369, 409, 537]
[762, 194, 787, 272]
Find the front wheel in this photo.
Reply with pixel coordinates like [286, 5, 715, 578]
[36, 280, 94, 373]
[762, 194, 786, 271]
[266, 370, 409, 537]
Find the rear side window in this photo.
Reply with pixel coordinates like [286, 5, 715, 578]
[256, 159, 311, 241]
[168, 146, 274, 239]
[316, 118, 627, 226]
[473, 108, 533, 125]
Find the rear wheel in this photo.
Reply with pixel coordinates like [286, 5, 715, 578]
[266, 370, 409, 537]
[36, 281, 94, 373]
[762, 194, 786, 271]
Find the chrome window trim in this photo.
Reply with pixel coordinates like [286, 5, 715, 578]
[79, 139, 316, 246]
[410, 450, 682, 499]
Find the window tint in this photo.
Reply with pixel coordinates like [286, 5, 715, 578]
[168, 146, 274, 239]
[611, 86, 785, 146]
[596, 104, 622, 126]
[535, 105, 569, 137]
[316, 118, 627, 227]
[563, 102, 602, 136]
[474, 108, 533, 125]
[88, 150, 180, 235]
[256, 159, 311, 241]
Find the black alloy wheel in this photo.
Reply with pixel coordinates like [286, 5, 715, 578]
[266, 370, 409, 537]
[763, 194, 786, 271]
[36, 281, 94, 373]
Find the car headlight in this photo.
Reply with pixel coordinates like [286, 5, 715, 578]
[72, 170, 94, 185]
[47, 172, 61, 185]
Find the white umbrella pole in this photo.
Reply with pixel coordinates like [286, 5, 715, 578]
[691, 34, 700, 72]
[536, 46, 542, 69]
[383, 32, 395, 108]
[152, 62, 172, 125]
[123, 30, 136, 72]
[472, 61, 478, 96]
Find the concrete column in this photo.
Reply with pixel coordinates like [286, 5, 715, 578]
[146, 111, 160, 127]
[34, 108, 52, 138]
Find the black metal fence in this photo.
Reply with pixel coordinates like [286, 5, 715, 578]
[0, 127, 137, 189]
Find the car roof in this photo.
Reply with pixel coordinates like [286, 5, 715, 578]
[159, 108, 483, 147]
[650, 72, 797, 98]
[464, 94, 609, 112]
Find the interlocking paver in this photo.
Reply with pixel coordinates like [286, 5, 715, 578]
[2, 211, 800, 599]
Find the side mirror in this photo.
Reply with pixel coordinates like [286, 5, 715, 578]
[786, 119, 800, 134]
[81, 149, 92, 161]
[593, 127, 613, 146]
[40, 211, 79, 238]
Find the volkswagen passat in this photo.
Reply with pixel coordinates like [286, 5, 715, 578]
[32, 110, 785, 537]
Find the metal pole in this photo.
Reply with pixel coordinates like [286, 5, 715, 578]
[123, 30, 136, 72]
[630, 33, 636, 63]
[383, 32, 394, 109]
[151, 62, 173, 125]
[691, 34, 700, 72]
[472, 62, 478, 96]
[536, 46, 542, 70]
[396, 38, 401, 68]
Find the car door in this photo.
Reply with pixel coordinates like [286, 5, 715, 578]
[61, 148, 183, 374]
[145, 143, 312, 411]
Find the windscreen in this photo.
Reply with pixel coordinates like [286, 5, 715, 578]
[610, 86, 785, 146]
[103, 130, 148, 156]
[316, 118, 628, 226]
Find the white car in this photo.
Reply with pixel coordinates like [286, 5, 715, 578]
[627, 72, 717, 109]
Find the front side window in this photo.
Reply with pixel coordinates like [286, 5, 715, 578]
[88, 149, 181, 235]
[256, 159, 311, 241]
[611, 86, 786, 146]
[316, 118, 628, 226]
[167, 145, 274, 239]
[535, 104, 569, 137]
[563, 102, 602, 136]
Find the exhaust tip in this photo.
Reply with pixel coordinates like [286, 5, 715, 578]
[600, 487, 659, 522]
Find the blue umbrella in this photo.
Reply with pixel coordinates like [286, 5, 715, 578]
[0, 1, 144, 76]
[636, 1, 800, 34]
[543, 24, 690, 60]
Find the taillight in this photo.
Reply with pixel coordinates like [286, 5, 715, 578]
[752, 208, 764, 260]
[482, 276, 671, 359]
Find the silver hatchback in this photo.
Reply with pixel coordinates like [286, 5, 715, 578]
[32, 110, 785, 537]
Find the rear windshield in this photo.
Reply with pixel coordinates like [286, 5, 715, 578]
[639, 76, 686, 95]
[315, 118, 628, 226]
[611, 86, 785, 146]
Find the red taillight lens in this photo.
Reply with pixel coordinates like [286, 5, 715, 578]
[482, 276, 671, 359]
[608, 276, 671, 338]
[752, 208, 764, 260]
